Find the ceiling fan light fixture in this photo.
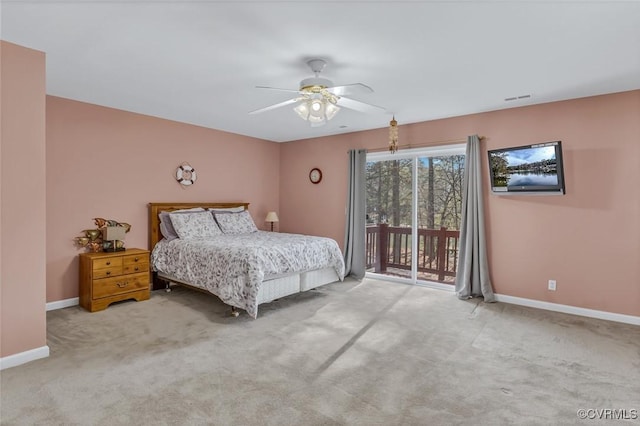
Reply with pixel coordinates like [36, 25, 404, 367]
[308, 114, 325, 124]
[294, 102, 310, 120]
[293, 94, 339, 126]
[254, 58, 381, 126]
[310, 99, 323, 113]
[325, 103, 340, 120]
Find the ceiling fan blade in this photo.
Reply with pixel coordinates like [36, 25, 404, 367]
[249, 98, 299, 115]
[326, 83, 374, 96]
[255, 85, 302, 94]
[336, 97, 386, 114]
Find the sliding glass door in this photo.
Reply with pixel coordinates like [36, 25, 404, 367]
[365, 158, 413, 280]
[415, 154, 465, 283]
[365, 145, 465, 286]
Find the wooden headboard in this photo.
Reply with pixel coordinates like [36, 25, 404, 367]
[148, 202, 250, 250]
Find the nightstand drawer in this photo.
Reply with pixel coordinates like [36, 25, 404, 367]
[93, 272, 150, 299]
[123, 254, 149, 274]
[123, 253, 147, 265]
[123, 262, 149, 274]
[93, 257, 123, 270]
[93, 265, 123, 279]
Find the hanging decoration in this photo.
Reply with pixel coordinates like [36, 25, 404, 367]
[176, 162, 197, 187]
[389, 115, 398, 153]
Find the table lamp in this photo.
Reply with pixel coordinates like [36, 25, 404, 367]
[102, 226, 126, 252]
[265, 211, 279, 232]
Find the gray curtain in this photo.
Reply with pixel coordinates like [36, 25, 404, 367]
[455, 135, 495, 301]
[343, 149, 367, 279]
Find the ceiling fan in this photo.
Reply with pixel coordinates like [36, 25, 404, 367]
[249, 58, 385, 127]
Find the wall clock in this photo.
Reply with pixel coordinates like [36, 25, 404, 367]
[309, 168, 322, 184]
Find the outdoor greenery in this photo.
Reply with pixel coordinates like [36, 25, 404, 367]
[366, 155, 465, 231]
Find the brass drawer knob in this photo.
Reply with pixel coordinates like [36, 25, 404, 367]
[134, 257, 139, 262]
[134, 267, 139, 271]
[106, 261, 111, 266]
[106, 271, 111, 276]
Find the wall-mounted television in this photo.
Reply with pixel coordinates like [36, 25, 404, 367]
[488, 141, 566, 195]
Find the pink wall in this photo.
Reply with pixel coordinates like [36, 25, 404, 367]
[46, 97, 280, 302]
[1, 41, 47, 357]
[280, 90, 640, 317]
[279, 129, 380, 246]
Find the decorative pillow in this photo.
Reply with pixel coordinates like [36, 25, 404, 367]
[159, 207, 205, 241]
[214, 210, 258, 234]
[169, 211, 223, 240]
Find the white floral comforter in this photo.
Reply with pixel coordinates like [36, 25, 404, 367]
[151, 231, 345, 317]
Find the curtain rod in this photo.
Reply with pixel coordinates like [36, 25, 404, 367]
[365, 135, 485, 153]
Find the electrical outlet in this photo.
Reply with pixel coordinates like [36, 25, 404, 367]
[548, 280, 557, 291]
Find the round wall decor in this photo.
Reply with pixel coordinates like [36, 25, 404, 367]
[176, 163, 197, 186]
[309, 167, 322, 184]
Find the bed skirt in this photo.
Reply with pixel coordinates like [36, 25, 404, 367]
[156, 267, 340, 308]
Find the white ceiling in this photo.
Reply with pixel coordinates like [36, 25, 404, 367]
[2, 1, 639, 142]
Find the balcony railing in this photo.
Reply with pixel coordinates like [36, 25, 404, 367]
[366, 224, 460, 283]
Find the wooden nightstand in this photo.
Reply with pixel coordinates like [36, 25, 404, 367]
[79, 248, 150, 312]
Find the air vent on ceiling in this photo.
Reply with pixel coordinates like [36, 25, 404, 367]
[505, 94, 532, 102]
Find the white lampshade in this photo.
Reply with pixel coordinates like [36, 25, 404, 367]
[294, 102, 310, 120]
[308, 114, 325, 124]
[325, 103, 340, 120]
[265, 211, 279, 223]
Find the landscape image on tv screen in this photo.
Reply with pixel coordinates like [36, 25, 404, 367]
[489, 145, 559, 189]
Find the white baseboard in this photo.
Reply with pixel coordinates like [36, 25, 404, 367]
[494, 294, 640, 326]
[367, 274, 639, 326]
[46, 297, 79, 311]
[0, 345, 50, 370]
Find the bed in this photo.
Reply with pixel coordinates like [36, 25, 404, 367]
[148, 202, 345, 318]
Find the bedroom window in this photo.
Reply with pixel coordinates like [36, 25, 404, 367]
[365, 144, 465, 287]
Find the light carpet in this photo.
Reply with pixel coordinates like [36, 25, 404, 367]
[1, 278, 639, 425]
